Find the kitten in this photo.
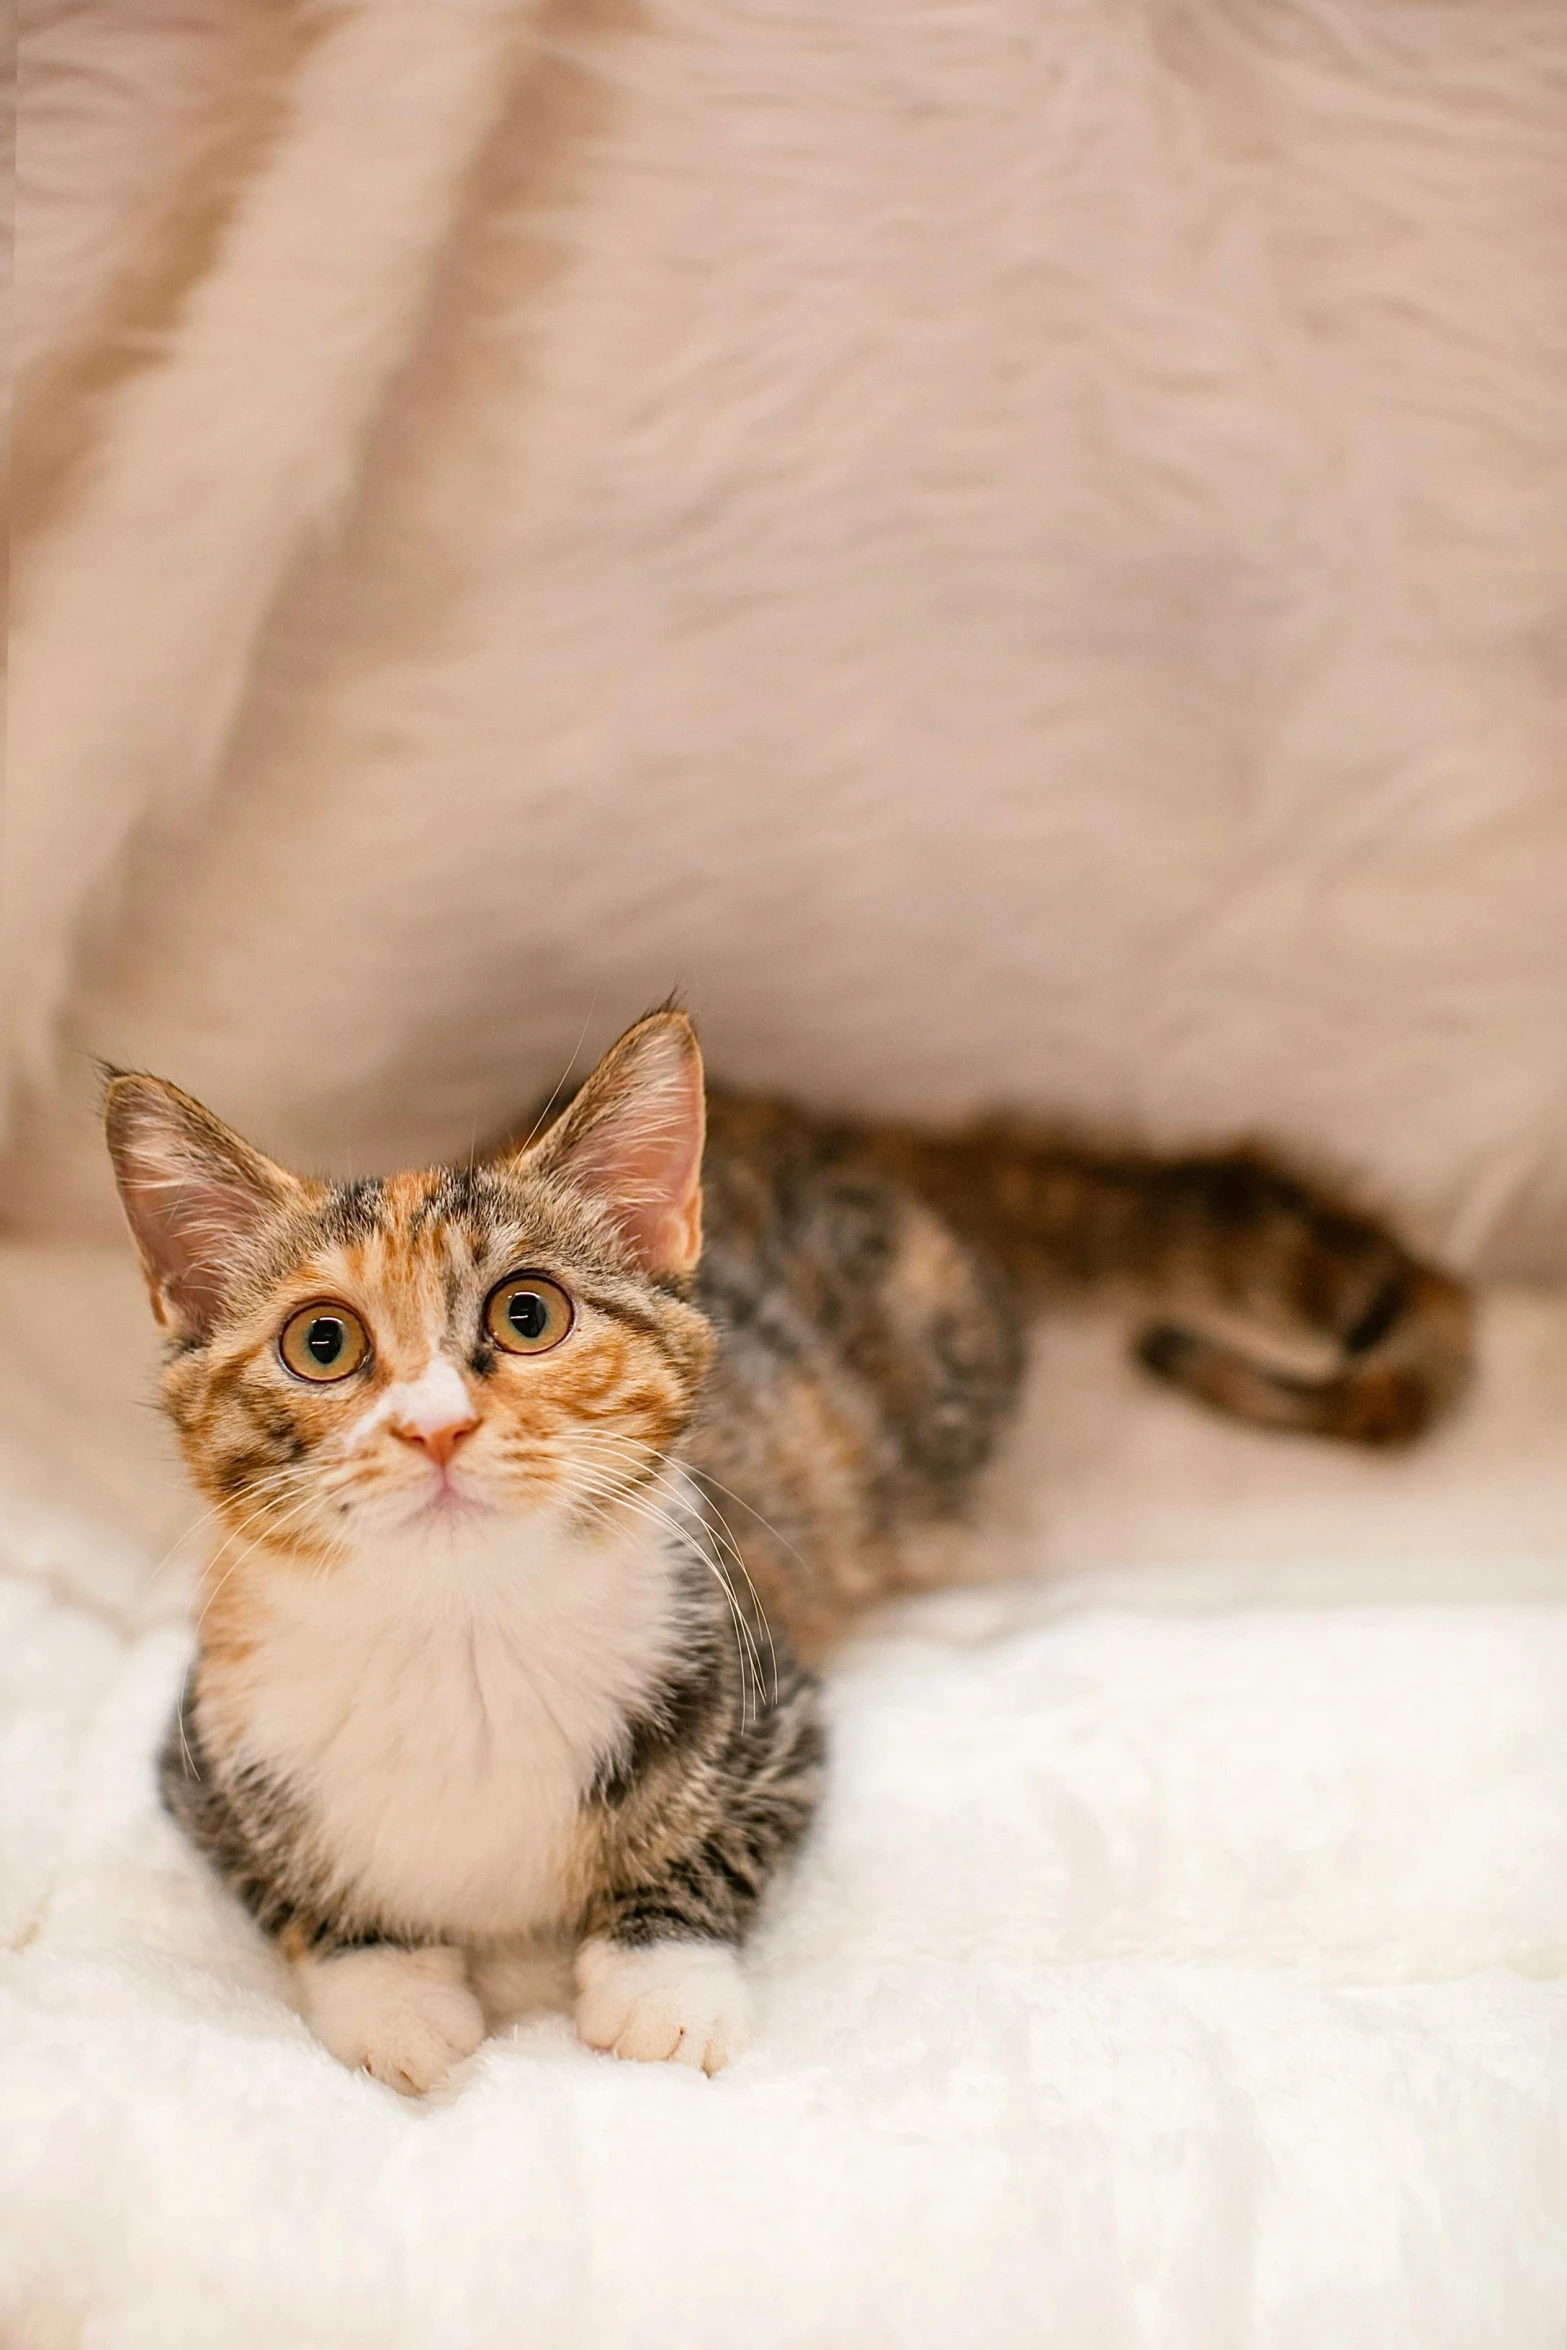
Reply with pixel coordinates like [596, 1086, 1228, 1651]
[104, 1011, 1469, 2094]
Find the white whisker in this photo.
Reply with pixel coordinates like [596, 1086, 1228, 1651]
[576, 1435, 783, 1704]
[564, 1461, 766, 1725]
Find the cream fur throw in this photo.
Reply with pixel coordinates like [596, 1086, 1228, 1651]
[6, 0, 1567, 1272]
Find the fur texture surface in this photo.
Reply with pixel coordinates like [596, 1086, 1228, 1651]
[2, 1243, 1564, 2345]
[7, 0, 1567, 1272]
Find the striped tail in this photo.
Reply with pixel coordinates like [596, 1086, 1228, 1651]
[864, 1129, 1473, 1447]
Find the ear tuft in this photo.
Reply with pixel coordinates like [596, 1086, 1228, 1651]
[524, 1011, 706, 1278]
[103, 1075, 300, 1339]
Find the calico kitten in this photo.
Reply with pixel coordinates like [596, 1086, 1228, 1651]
[104, 1011, 1469, 2094]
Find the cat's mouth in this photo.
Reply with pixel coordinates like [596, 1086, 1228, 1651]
[398, 1469, 491, 1527]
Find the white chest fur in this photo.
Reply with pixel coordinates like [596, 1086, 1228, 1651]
[221, 1505, 689, 1941]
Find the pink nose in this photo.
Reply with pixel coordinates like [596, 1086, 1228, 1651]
[385, 1364, 479, 1470]
[396, 1420, 474, 1471]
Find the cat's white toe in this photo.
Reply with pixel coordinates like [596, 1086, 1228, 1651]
[574, 1937, 751, 2075]
[298, 1944, 486, 2096]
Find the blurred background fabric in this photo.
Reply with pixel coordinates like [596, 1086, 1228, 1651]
[7, 0, 1567, 1267]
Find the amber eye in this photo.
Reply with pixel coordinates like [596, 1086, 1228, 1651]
[279, 1303, 370, 1383]
[484, 1273, 574, 1356]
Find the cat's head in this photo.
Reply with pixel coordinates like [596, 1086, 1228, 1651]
[104, 1012, 715, 1563]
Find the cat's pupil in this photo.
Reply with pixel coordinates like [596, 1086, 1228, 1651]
[507, 1291, 548, 1341]
[306, 1318, 344, 1365]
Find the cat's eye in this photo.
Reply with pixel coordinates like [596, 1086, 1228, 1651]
[484, 1273, 574, 1356]
[279, 1302, 370, 1383]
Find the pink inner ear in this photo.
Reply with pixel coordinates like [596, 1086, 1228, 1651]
[539, 1023, 707, 1277]
[130, 1167, 272, 1332]
[105, 1077, 299, 1340]
[590, 1132, 703, 1278]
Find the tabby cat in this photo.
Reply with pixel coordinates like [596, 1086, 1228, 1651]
[104, 1011, 1469, 2093]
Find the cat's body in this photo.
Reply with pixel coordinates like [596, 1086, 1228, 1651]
[685, 1086, 1471, 1655]
[106, 1012, 1469, 2094]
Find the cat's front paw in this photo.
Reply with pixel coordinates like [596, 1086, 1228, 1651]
[298, 1944, 486, 2096]
[574, 1936, 751, 2076]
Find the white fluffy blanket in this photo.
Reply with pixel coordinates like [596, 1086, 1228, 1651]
[4, 1245, 1564, 2348]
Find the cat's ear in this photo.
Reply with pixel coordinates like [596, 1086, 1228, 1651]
[102, 1072, 303, 1340]
[524, 1011, 706, 1278]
